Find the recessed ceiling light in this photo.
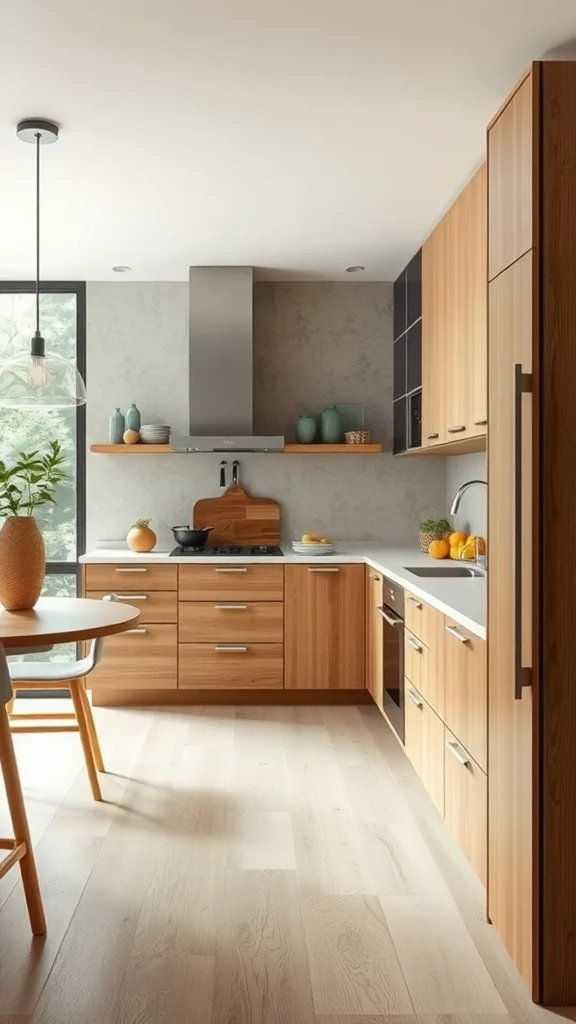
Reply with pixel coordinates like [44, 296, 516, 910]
[345, 265, 365, 273]
[112, 265, 131, 273]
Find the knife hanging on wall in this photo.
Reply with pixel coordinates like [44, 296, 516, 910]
[219, 460, 227, 489]
[232, 460, 239, 485]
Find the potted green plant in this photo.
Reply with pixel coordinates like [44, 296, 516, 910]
[0, 441, 67, 610]
[419, 516, 452, 553]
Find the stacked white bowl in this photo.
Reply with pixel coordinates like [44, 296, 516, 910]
[139, 424, 170, 444]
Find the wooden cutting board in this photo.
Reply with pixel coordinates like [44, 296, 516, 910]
[192, 485, 281, 547]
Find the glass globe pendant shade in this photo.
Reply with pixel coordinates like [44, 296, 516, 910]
[0, 339, 87, 409]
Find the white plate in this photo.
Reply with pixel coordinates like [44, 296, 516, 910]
[292, 542, 336, 555]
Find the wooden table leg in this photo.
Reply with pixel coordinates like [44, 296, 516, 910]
[0, 706, 46, 935]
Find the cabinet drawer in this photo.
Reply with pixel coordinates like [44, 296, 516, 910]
[178, 563, 283, 601]
[444, 620, 487, 771]
[179, 643, 283, 689]
[179, 601, 283, 643]
[404, 592, 440, 648]
[84, 564, 177, 592]
[86, 590, 177, 623]
[404, 629, 424, 689]
[444, 728, 487, 886]
[90, 623, 177, 690]
[404, 683, 445, 816]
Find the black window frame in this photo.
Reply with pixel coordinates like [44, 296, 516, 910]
[0, 281, 86, 584]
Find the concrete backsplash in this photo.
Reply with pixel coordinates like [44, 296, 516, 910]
[86, 281, 446, 550]
[446, 452, 487, 538]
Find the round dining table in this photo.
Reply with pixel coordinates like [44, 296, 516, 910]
[0, 597, 140, 936]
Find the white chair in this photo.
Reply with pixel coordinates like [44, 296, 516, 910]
[0, 644, 46, 934]
[7, 596, 116, 803]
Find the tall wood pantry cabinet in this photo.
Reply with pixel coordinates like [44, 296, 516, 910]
[487, 61, 576, 1005]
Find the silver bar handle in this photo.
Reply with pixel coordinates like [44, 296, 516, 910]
[407, 689, 423, 708]
[406, 636, 423, 652]
[370, 574, 380, 581]
[115, 567, 148, 573]
[119, 594, 148, 601]
[447, 740, 470, 768]
[215, 604, 248, 610]
[447, 425, 466, 433]
[125, 627, 147, 634]
[308, 567, 340, 573]
[514, 362, 533, 700]
[406, 596, 422, 608]
[215, 567, 248, 573]
[377, 606, 403, 628]
[445, 624, 469, 644]
[474, 418, 487, 426]
[214, 645, 248, 652]
[427, 432, 439, 439]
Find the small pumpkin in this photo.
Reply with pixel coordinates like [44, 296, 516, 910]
[123, 429, 140, 445]
[127, 518, 157, 552]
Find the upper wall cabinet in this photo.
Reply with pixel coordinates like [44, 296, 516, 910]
[421, 164, 487, 452]
[393, 250, 422, 454]
[488, 74, 534, 280]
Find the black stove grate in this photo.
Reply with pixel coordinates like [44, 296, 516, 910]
[170, 545, 283, 557]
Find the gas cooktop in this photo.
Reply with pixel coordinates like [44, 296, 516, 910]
[170, 545, 284, 557]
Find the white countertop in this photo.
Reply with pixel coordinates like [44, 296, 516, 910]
[80, 543, 486, 639]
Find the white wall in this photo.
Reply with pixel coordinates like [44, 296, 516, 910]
[446, 452, 487, 537]
[86, 281, 447, 551]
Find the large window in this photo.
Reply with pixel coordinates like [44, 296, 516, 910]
[0, 282, 86, 662]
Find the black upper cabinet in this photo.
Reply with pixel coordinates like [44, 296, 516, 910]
[392, 248, 422, 453]
[393, 270, 406, 340]
[406, 249, 422, 328]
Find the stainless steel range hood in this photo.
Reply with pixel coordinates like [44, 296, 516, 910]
[171, 267, 284, 453]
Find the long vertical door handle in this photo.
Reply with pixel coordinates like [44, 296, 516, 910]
[514, 362, 533, 700]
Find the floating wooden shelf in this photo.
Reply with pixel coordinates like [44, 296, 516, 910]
[283, 443, 382, 454]
[90, 444, 174, 454]
[395, 434, 486, 458]
[91, 442, 383, 455]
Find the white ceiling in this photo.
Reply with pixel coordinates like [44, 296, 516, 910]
[1, 0, 576, 282]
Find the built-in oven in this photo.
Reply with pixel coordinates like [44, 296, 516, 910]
[379, 576, 405, 743]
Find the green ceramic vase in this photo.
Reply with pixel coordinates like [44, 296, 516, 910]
[320, 404, 343, 443]
[296, 413, 317, 444]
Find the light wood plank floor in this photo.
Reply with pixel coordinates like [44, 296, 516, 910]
[0, 699, 571, 1024]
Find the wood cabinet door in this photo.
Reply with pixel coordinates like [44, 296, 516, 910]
[404, 684, 444, 816]
[284, 565, 365, 689]
[444, 728, 487, 886]
[90, 623, 177, 690]
[488, 72, 535, 280]
[422, 218, 448, 446]
[488, 251, 534, 990]
[365, 567, 384, 708]
[443, 621, 487, 772]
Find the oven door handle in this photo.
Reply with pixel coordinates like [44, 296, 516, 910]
[378, 606, 404, 628]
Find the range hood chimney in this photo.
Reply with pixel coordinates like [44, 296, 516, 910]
[171, 267, 284, 453]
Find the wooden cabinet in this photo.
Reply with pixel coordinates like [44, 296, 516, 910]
[404, 595, 445, 718]
[444, 728, 487, 886]
[179, 644, 283, 689]
[179, 601, 283, 644]
[422, 165, 487, 450]
[86, 590, 177, 624]
[365, 568, 384, 708]
[90, 623, 177, 689]
[404, 683, 444, 816]
[488, 72, 534, 280]
[84, 563, 177, 592]
[404, 630, 424, 692]
[178, 564, 283, 602]
[443, 619, 487, 771]
[284, 564, 364, 689]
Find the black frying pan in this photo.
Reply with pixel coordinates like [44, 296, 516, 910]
[171, 525, 214, 549]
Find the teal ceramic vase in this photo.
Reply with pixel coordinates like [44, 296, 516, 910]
[320, 404, 343, 443]
[109, 408, 125, 444]
[125, 403, 141, 432]
[296, 413, 317, 444]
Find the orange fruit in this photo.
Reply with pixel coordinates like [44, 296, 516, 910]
[428, 539, 450, 559]
[449, 531, 467, 547]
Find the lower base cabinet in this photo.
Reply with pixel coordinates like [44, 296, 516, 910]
[90, 623, 178, 689]
[404, 681, 445, 816]
[179, 643, 283, 689]
[444, 728, 487, 886]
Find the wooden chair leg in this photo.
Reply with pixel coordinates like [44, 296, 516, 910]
[69, 681, 102, 802]
[78, 681, 105, 773]
[0, 707, 46, 935]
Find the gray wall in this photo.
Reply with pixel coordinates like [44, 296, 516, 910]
[446, 452, 487, 537]
[86, 281, 446, 551]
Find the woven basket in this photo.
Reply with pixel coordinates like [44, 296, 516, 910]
[419, 529, 449, 553]
[344, 430, 372, 445]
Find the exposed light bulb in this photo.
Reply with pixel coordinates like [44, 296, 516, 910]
[29, 354, 47, 389]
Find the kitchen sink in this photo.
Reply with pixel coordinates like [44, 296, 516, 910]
[405, 565, 485, 578]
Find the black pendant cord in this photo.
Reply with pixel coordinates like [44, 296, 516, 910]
[35, 131, 40, 336]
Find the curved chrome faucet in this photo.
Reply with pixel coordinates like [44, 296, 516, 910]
[450, 479, 487, 515]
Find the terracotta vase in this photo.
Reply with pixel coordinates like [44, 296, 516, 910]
[0, 516, 46, 611]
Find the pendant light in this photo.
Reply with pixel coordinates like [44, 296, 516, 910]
[0, 119, 87, 409]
